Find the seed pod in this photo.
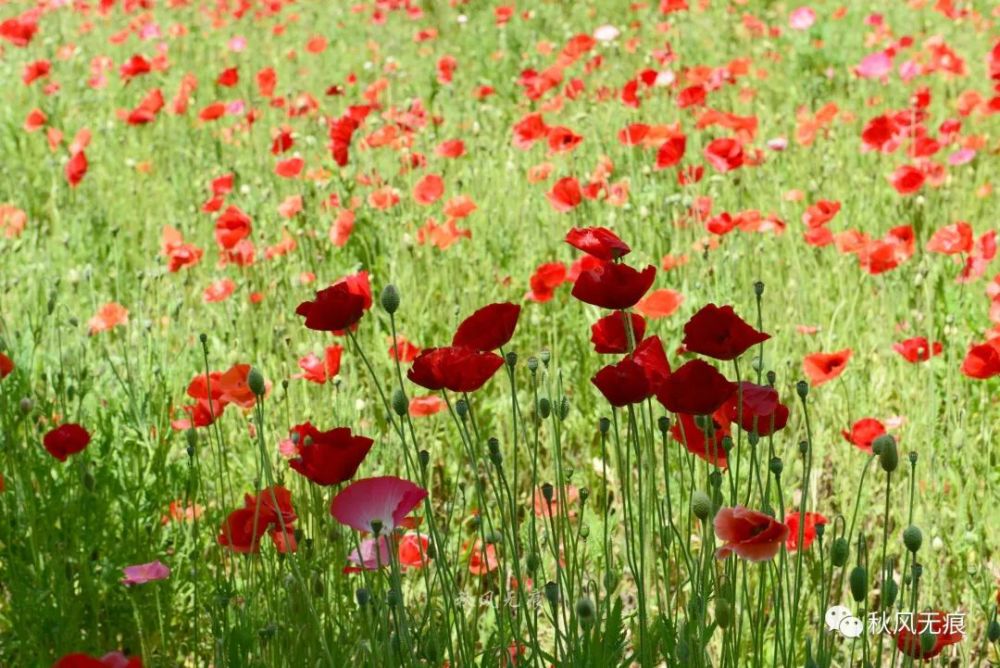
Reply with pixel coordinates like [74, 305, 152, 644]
[903, 526, 922, 553]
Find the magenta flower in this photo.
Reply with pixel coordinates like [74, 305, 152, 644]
[121, 560, 171, 586]
[330, 476, 428, 534]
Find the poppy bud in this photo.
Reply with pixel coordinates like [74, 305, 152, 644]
[598, 417, 610, 434]
[604, 571, 619, 591]
[539, 350, 551, 366]
[83, 469, 95, 491]
[380, 284, 400, 314]
[748, 432, 759, 446]
[796, 380, 808, 399]
[987, 620, 1000, 642]
[579, 488, 589, 504]
[911, 562, 922, 579]
[68, 317, 79, 327]
[580, 525, 589, 539]
[485, 530, 502, 545]
[487, 438, 502, 467]
[766, 370, 776, 386]
[418, 449, 429, 469]
[19, 398, 33, 414]
[199, 333, 208, 345]
[753, 281, 764, 297]
[455, 399, 468, 419]
[769, 457, 783, 477]
[875, 435, 898, 472]
[541, 483, 554, 504]
[799, 440, 809, 455]
[575, 597, 596, 626]
[370, 519, 384, 536]
[526, 552, 541, 573]
[356, 588, 370, 607]
[831, 537, 849, 567]
[538, 398, 551, 418]
[692, 491, 712, 520]
[505, 352, 517, 368]
[903, 526, 922, 553]
[657, 416, 670, 433]
[527, 356, 538, 373]
[882, 579, 898, 607]
[557, 397, 570, 420]
[248, 367, 266, 397]
[709, 471, 722, 489]
[544, 581, 560, 606]
[908, 451, 918, 465]
[715, 598, 733, 628]
[849, 566, 868, 602]
[312, 573, 325, 597]
[186, 428, 198, 454]
[391, 389, 408, 416]
[919, 629, 936, 655]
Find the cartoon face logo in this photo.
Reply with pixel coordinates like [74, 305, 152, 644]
[825, 606, 864, 638]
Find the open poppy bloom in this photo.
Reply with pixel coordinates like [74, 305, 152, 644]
[723, 382, 789, 436]
[592, 357, 651, 407]
[88, 303, 129, 335]
[218, 486, 298, 554]
[564, 226, 630, 260]
[287, 423, 373, 486]
[571, 261, 656, 309]
[802, 349, 852, 386]
[452, 302, 521, 351]
[682, 304, 770, 361]
[893, 337, 943, 363]
[53, 652, 143, 668]
[43, 423, 91, 462]
[0, 352, 13, 379]
[895, 610, 963, 660]
[590, 312, 646, 354]
[331, 476, 428, 534]
[407, 346, 504, 393]
[671, 411, 730, 467]
[960, 341, 1000, 379]
[295, 271, 372, 332]
[345, 532, 431, 572]
[841, 418, 887, 454]
[784, 511, 828, 551]
[714, 506, 789, 562]
[121, 561, 171, 586]
[656, 359, 737, 415]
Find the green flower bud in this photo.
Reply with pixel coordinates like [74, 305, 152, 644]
[380, 284, 400, 314]
[830, 537, 849, 567]
[849, 566, 868, 603]
[527, 356, 538, 373]
[541, 483, 554, 504]
[919, 629, 937, 655]
[505, 351, 517, 368]
[356, 588, 370, 607]
[19, 397, 33, 414]
[882, 579, 898, 607]
[657, 416, 670, 433]
[769, 457, 783, 477]
[455, 399, 468, 419]
[715, 598, 733, 628]
[692, 491, 712, 521]
[557, 397, 570, 420]
[391, 389, 408, 416]
[526, 552, 541, 573]
[753, 281, 764, 297]
[539, 350, 551, 366]
[248, 367, 266, 397]
[544, 581, 560, 606]
[575, 597, 596, 625]
[537, 398, 551, 419]
[903, 526, 922, 553]
[987, 620, 1000, 642]
[796, 380, 808, 399]
[598, 417, 610, 434]
[418, 449, 429, 469]
[876, 435, 898, 472]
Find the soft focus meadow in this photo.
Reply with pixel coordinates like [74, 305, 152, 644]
[1, 0, 999, 666]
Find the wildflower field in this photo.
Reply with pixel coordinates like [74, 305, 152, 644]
[1, 0, 999, 666]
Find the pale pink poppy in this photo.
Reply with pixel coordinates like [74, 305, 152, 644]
[855, 52, 892, 80]
[121, 560, 171, 586]
[788, 7, 816, 30]
[714, 506, 788, 562]
[766, 137, 788, 151]
[330, 476, 428, 533]
[593, 25, 620, 42]
[347, 535, 393, 570]
[948, 148, 975, 166]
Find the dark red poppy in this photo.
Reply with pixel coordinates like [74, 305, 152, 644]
[452, 302, 521, 351]
[571, 261, 656, 310]
[287, 423, 374, 486]
[630, 335, 672, 393]
[295, 272, 372, 332]
[43, 423, 91, 462]
[841, 418, 886, 454]
[656, 359, 737, 415]
[53, 653, 143, 668]
[591, 357, 650, 407]
[895, 610, 963, 660]
[564, 227, 631, 261]
[724, 382, 789, 436]
[591, 312, 646, 354]
[803, 349, 852, 386]
[671, 411, 730, 467]
[407, 346, 505, 393]
[893, 337, 942, 363]
[682, 304, 770, 361]
[0, 352, 13, 379]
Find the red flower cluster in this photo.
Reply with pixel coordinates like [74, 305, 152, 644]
[218, 486, 298, 554]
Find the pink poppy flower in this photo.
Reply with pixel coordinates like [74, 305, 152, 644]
[121, 560, 171, 586]
[714, 506, 789, 562]
[330, 476, 428, 533]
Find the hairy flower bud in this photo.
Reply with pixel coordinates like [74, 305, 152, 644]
[391, 389, 408, 416]
[248, 367, 266, 397]
[692, 491, 712, 521]
[830, 537, 849, 567]
[380, 284, 400, 314]
[903, 526, 922, 553]
[849, 566, 868, 603]
[875, 435, 898, 473]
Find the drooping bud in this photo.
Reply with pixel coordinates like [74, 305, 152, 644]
[455, 398, 468, 419]
[919, 629, 937, 655]
[185, 428, 198, 456]
[537, 398, 551, 419]
[557, 397, 570, 420]
[882, 579, 898, 607]
[487, 437, 502, 467]
[356, 588, 370, 607]
[418, 449, 429, 469]
[380, 284, 400, 314]
[849, 566, 868, 603]
[987, 620, 1000, 642]
[830, 537, 849, 567]
[541, 483, 555, 504]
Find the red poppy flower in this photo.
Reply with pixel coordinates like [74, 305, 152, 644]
[590, 312, 645, 354]
[452, 302, 521, 351]
[802, 200, 841, 228]
[527, 262, 568, 302]
[413, 174, 445, 206]
[565, 226, 630, 260]
[682, 304, 770, 361]
[960, 341, 1000, 379]
[714, 506, 788, 561]
[890, 164, 925, 195]
[630, 335, 672, 393]
[43, 423, 91, 462]
[295, 271, 372, 332]
[218, 486, 297, 554]
[408, 395, 446, 417]
[634, 289, 684, 319]
[591, 357, 650, 407]
[671, 411, 730, 467]
[724, 382, 789, 436]
[407, 346, 504, 393]
[803, 349, 852, 386]
[784, 511, 828, 551]
[895, 610, 963, 660]
[893, 337, 942, 363]
[214, 206, 252, 250]
[66, 151, 88, 187]
[53, 653, 143, 668]
[841, 418, 886, 454]
[546, 176, 582, 212]
[0, 352, 13, 379]
[656, 359, 737, 415]
[571, 261, 656, 310]
[926, 221, 974, 255]
[704, 138, 744, 173]
[655, 135, 687, 169]
[287, 423, 373, 486]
